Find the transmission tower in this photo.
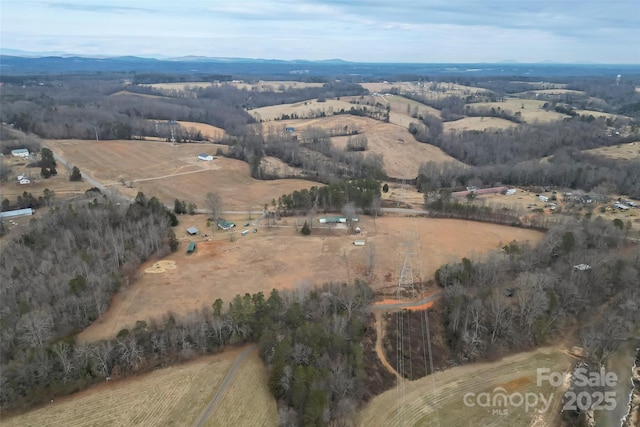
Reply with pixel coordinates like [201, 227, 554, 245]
[397, 233, 418, 298]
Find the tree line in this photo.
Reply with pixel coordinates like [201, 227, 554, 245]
[0, 193, 178, 410]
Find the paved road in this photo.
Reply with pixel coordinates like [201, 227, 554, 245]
[191, 344, 258, 427]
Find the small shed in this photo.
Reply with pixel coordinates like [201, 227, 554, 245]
[11, 148, 29, 157]
[186, 226, 200, 235]
[198, 153, 214, 161]
[354, 240, 366, 246]
[241, 230, 249, 236]
[187, 242, 196, 254]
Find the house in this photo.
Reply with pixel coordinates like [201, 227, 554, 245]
[186, 226, 200, 235]
[11, 148, 29, 157]
[217, 219, 235, 230]
[18, 178, 31, 185]
[198, 154, 214, 161]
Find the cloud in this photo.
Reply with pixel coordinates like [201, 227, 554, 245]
[46, 1, 155, 14]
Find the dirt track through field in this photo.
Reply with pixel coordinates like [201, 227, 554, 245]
[192, 344, 257, 427]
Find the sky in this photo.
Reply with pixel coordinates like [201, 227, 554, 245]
[1, 0, 639, 63]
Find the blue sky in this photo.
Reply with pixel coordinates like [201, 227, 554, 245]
[1, 0, 639, 63]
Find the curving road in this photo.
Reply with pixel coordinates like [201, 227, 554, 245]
[191, 344, 258, 427]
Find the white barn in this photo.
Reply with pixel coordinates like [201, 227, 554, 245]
[198, 153, 214, 161]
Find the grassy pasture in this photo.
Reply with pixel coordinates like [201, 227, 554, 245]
[263, 115, 461, 178]
[443, 116, 518, 133]
[44, 139, 317, 211]
[467, 98, 569, 123]
[206, 351, 277, 427]
[176, 121, 226, 141]
[144, 82, 214, 91]
[1, 351, 238, 427]
[79, 215, 542, 342]
[249, 98, 355, 122]
[110, 90, 170, 99]
[226, 80, 325, 92]
[584, 141, 640, 161]
[357, 347, 573, 427]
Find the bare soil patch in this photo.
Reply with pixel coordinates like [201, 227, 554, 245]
[79, 215, 542, 342]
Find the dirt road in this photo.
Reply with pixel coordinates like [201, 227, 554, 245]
[191, 344, 258, 427]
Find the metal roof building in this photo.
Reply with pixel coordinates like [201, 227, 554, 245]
[0, 208, 34, 218]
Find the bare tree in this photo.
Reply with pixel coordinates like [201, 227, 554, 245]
[204, 192, 223, 222]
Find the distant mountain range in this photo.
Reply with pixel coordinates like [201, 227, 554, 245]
[1, 50, 639, 78]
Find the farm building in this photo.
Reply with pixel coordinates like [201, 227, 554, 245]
[186, 226, 200, 235]
[0, 208, 34, 218]
[538, 195, 549, 202]
[11, 148, 29, 157]
[453, 186, 508, 197]
[18, 178, 31, 185]
[505, 188, 517, 196]
[319, 217, 347, 224]
[613, 202, 630, 210]
[198, 154, 214, 161]
[217, 219, 235, 230]
[354, 240, 366, 246]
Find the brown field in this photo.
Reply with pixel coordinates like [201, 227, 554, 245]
[443, 116, 518, 133]
[79, 215, 542, 342]
[574, 109, 626, 120]
[145, 82, 214, 91]
[43, 139, 317, 211]
[0, 155, 92, 201]
[468, 98, 569, 123]
[522, 89, 587, 96]
[263, 115, 461, 178]
[206, 351, 277, 427]
[177, 121, 226, 141]
[357, 347, 573, 427]
[259, 156, 304, 177]
[110, 90, 169, 99]
[249, 98, 355, 122]
[1, 350, 241, 427]
[584, 141, 640, 161]
[212, 80, 325, 93]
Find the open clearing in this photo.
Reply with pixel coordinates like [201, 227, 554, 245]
[249, 98, 355, 122]
[468, 99, 569, 123]
[584, 141, 640, 161]
[110, 90, 170, 99]
[1, 349, 243, 427]
[443, 116, 518, 133]
[44, 139, 317, 211]
[177, 121, 226, 141]
[205, 351, 277, 427]
[79, 215, 542, 341]
[220, 80, 325, 92]
[357, 347, 573, 427]
[145, 82, 215, 91]
[267, 115, 462, 178]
